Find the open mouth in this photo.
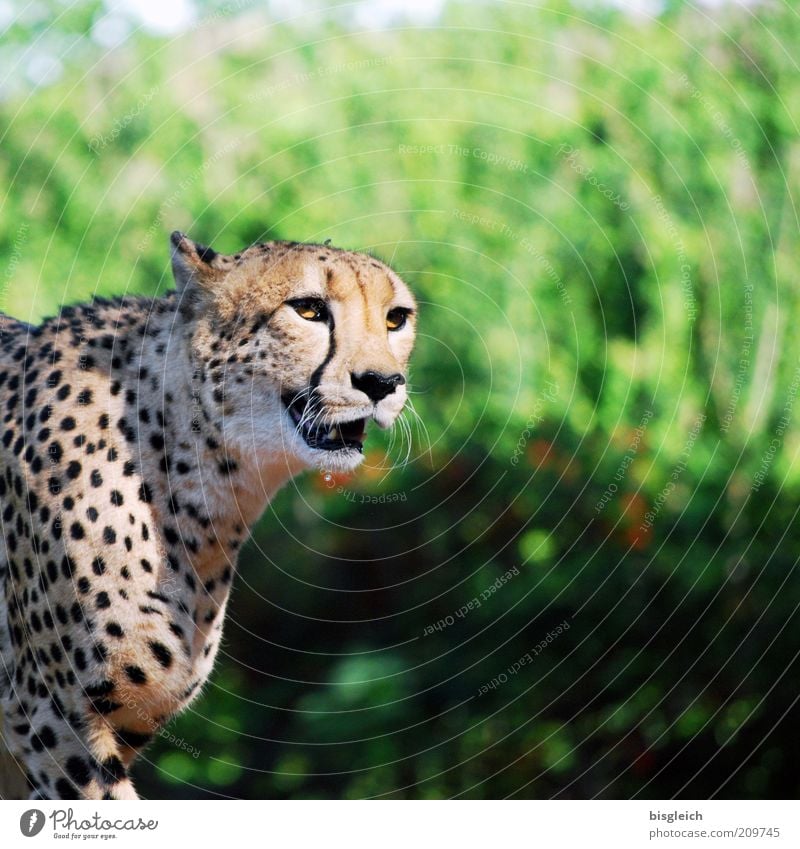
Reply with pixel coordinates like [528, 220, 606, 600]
[282, 393, 367, 452]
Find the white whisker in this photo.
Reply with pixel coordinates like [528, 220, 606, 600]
[405, 398, 432, 462]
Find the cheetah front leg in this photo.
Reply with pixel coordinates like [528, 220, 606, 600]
[7, 706, 138, 800]
[80, 714, 139, 800]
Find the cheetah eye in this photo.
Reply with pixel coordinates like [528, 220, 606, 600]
[386, 307, 411, 331]
[287, 298, 329, 322]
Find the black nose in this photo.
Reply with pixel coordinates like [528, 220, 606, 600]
[351, 370, 405, 403]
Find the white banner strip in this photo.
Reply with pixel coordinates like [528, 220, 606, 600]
[0, 799, 796, 848]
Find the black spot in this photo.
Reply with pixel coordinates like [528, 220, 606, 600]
[110, 490, 123, 506]
[92, 556, 106, 575]
[61, 555, 76, 580]
[117, 417, 136, 442]
[115, 728, 153, 750]
[103, 526, 116, 544]
[46, 560, 58, 583]
[66, 460, 81, 479]
[99, 755, 127, 784]
[60, 416, 76, 431]
[149, 641, 172, 668]
[90, 469, 103, 487]
[85, 679, 115, 697]
[146, 591, 169, 604]
[70, 522, 85, 540]
[124, 665, 147, 685]
[78, 577, 91, 594]
[106, 622, 124, 638]
[77, 389, 93, 405]
[138, 482, 152, 503]
[90, 696, 120, 715]
[95, 591, 111, 610]
[55, 778, 79, 799]
[66, 755, 92, 786]
[39, 725, 58, 749]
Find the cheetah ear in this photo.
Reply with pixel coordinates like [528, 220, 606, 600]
[169, 231, 229, 293]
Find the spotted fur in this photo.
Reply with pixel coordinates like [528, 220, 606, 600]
[0, 234, 416, 799]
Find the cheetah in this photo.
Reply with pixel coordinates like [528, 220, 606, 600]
[0, 232, 417, 799]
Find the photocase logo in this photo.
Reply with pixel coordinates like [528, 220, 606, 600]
[20, 809, 45, 837]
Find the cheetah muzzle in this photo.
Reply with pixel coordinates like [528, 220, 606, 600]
[0, 232, 417, 800]
[283, 391, 369, 452]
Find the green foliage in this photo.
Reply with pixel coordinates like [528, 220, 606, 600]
[2, 0, 799, 798]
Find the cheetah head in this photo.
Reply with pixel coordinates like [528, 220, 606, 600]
[170, 232, 417, 474]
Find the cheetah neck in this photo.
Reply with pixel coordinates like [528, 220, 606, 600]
[128, 296, 306, 576]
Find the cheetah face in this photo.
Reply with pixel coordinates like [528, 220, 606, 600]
[275, 284, 415, 470]
[171, 233, 417, 473]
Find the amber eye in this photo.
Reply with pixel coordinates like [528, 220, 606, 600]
[386, 307, 411, 331]
[288, 298, 328, 322]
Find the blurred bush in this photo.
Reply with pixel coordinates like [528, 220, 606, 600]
[2, 0, 799, 798]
